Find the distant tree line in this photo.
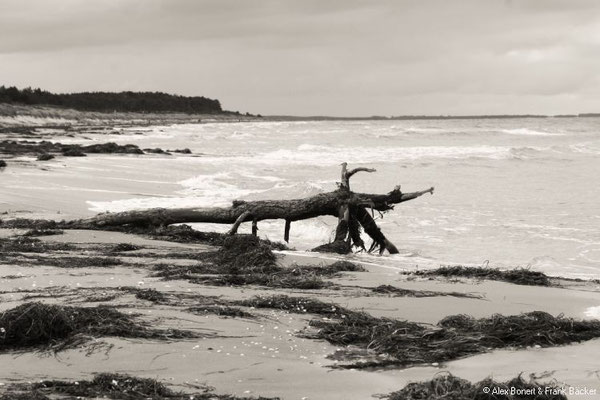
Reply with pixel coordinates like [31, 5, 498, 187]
[0, 86, 223, 114]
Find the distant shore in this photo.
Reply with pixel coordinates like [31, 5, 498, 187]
[2, 103, 600, 129]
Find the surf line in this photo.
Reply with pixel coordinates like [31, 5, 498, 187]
[275, 250, 412, 271]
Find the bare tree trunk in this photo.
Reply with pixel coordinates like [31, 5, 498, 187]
[67, 164, 433, 254]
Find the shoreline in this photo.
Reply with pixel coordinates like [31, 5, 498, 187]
[2, 112, 600, 399]
[3, 103, 600, 129]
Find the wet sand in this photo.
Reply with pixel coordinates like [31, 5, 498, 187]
[1, 228, 600, 399]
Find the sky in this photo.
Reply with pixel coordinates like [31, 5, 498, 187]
[1, 0, 599, 116]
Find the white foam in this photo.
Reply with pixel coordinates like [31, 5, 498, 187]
[500, 128, 564, 136]
[87, 196, 219, 213]
[257, 144, 529, 166]
[584, 306, 600, 319]
[569, 141, 600, 155]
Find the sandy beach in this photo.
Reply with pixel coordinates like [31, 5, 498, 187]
[2, 115, 600, 400]
[1, 227, 600, 399]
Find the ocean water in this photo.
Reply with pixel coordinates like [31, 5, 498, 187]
[53, 118, 600, 278]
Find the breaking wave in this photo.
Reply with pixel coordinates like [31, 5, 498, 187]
[256, 144, 545, 166]
[500, 128, 564, 136]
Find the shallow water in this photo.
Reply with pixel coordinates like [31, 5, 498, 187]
[9, 118, 600, 278]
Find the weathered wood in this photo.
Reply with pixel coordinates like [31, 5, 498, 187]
[228, 211, 252, 235]
[67, 163, 434, 255]
[284, 219, 291, 243]
[340, 162, 376, 189]
[68, 187, 432, 230]
[352, 206, 398, 254]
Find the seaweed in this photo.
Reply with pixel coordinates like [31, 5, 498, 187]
[192, 273, 330, 289]
[412, 266, 552, 287]
[0, 373, 280, 400]
[237, 295, 600, 369]
[132, 288, 170, 303]
[0, 302, 199, 351]
[237, 295, 350, 317]
[386, 372, 566, 400]
[371, 285, 482, 299]
[22, 229, 63, 237]
[31, 255, 123, 268]
[0, 218, 58, 230]
[187, 305, 255, 318]
[289, 260, 365, 276]
[111, 242, 141, 252]
[312, 310, 600, 368]
[36, 153, 54, 161]
[154, 235, 329, 289]
[0, 236, 73, 253]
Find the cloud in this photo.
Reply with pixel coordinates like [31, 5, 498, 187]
[1, 0, 599, 115]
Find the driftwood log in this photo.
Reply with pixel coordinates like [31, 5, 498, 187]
[68, 164, 433, 254]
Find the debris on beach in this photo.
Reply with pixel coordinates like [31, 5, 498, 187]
[385, 372, 567, 400]
[22, 228, 63, 237]
[238, 294, 600, 369]
[0, 373, 280, 400]
[370, 284, 482, 299]
[153, 235, 335, 289]
[411, 266, 553, 286]
[0, 302, 199, 352]
[0, 236, 73, 253]
[36, 153, 54, 161]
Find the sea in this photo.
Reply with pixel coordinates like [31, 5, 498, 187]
[12, 117, 600, 278]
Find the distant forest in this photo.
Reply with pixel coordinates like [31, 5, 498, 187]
[0, 86, 224, 114]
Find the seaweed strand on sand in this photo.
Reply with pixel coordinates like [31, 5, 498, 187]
[0, 372, 279, 400]
[385, 372, 567, 400]
[412, 265, 553, 286]
[153, 234, 363, 289]
[0, 302, 199, 352]
[239, 294, 600, 369]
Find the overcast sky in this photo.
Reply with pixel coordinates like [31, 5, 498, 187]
[1, 0, 599, 116]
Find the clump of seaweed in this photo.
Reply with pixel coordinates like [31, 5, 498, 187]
[216, 235, 280, 274]
[237, 295, 351, 317]
[187, 305, 255, 318]
[371, 285, 482, 299]
[0, 302, 198, 351]
[36, 153, 54, 161]
[0, 391, 50, 400]
[386, 372, 566, 400]
[412, 266, 552, 287]
[312, 309, 600, 368]
[238, 295, 600, 369]
[111, 242, 141, 252]
[288, 261, 366, 277]
[31, 256, 123, 268]
[22, 229, 63, 237]
[437, 311, 600, 347]
[0, 236, 73, 253]
[131, 288, 169, 304]
[153, 235, 330, 289]
[0, 372, 281, 400]
[0, 218, 59, 230]
[192, 272, 330, 289]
